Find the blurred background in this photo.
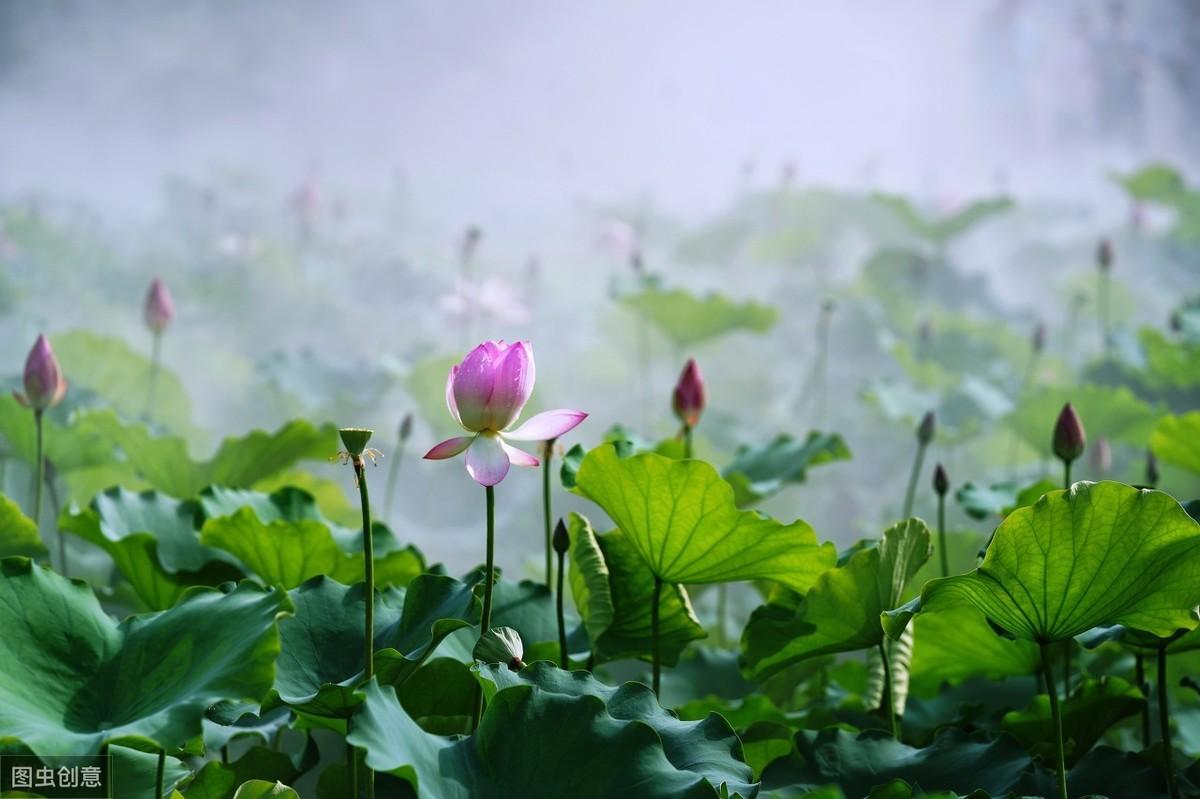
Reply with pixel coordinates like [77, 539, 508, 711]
[1, 0, 1198, 581]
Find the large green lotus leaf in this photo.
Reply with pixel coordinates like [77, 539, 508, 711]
[0, 492, 44, 557]
[722, 432, 851, 507]
[60, 502, 243, 611]
[741, 520, 930, 680]
[620, 286, 777, 347]
[201, 704, 291, 753]
[76, 411, 338, 499]
[53, 330, 194, 437]
[1001, 676, 1143, 767]
[248, 470, 359, 527]
[348, 663, 757, 799]
[908, 604, 1040, 696]
[567, 512, 706, 666]
[1006, 384, 1163, 452]
[574, 444, 835, 590]
[273, 574, 477, 718]
[1139, 328, 1200, 390]
[230, 782, 299, 799]
[0, 557, 288, 756]
[1112, 162, 1187, 202]
[761, 727, 1031, 797]
[884, 482, 1200, 643]
[397, 657, 476, 735]
[0, 394, 115, 471]
[110, 743, 191, 799]
[200, 507, 422, 591]
[873, 193, 1013, 244]
[183, 739, 317, 799]
[1152, 412, 1200, 476]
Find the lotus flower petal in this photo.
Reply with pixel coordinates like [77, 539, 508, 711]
[452, 341, 504, 431]
[423, 435, 474, 460]
[500, 440, 540, 468]
[465, 433, 511, 486]
[503, 409, 588, 442]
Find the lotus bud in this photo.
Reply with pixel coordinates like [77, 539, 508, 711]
[473, 626, 524, 671]
[1170, 312, 1182, 333]
[339, 427, 374, 458]
[144, 278, 175, 334]
[932, 463, 949, 497]
[461, 225, 483, 264]
[1052, 403, 1086, 464]
[15, 334, 67, 411]
[1032, 322, 1046, 354]
[917, 319, 933, 346]
[398, 413, 413, 442]
[1091, 437, 1112, 475]
[916, 411, 936, 447]
[1146, 451, 1160, 488]
[1097, 239, 1113, 272]
[672, 358, 706, 428]
[552, 518, 570, 555]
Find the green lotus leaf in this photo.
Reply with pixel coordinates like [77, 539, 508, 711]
[183, 738, 317, 799]
[110, 743, 191, 799]
[884, 482, 1200, 643]
[0, 557, 289, 757]
[741, 519, 930, 680]
[397, 657, 477, 735]
[1001, 676, 1144, 767]
[908, 604, 1040, 696]
[348, 662, 757, 798]
[1112, 162, 1187, 202]
[1005, 384, 1163, 453]
[873, 193, 1013, 244]
[1152, 412, 1200, 476]
[955, 481, 1019, 521]
[574, 444, 835, 590]
[620, 286, 777, 347]
[201, 704, 292, 754]
[273, 573, 477, 718]
[567, 512, 705, 666]
[722, 432, 851, 507]
[0, 492, 44, 557]
[77, 411, 338, 499]
[1138, 328, 1200, 390]
[230, 781, 299, 799]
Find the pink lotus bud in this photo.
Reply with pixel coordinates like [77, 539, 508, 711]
[1052, 403, 1086, 464]
[15, 334, 67, 411]
[144, 278, 175, 334]
[426, 339, 587, 486]
[672, 359, 706, 428]
[1097, 239, 1113, 271]
[1091, 437, 1111, 475]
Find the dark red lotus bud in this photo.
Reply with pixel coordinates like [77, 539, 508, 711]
[932, 463, 949, 496]
[672, 359, 706, 428]
[552, 518, 570, 555]
[1052, 403, 1086, 464]
[917, 411, 936, 446]
[1097, 239, 1113, 271]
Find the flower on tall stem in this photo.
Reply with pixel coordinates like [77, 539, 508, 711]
[144, 278, 175, 333]
[14, 334, 67, 570]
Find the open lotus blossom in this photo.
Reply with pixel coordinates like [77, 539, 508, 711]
[424, 340, 586, 486]
[15, 334, 67, 411]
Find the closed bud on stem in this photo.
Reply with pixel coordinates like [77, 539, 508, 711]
[398, 413, 413, 442]
[144, 278, 175, 334]
[672, 358, 706, 428]
[15, 334, 67, 411]
[932, 463, 949, 496]
[1052, 403, 1086, 464]
[1032, 321, 1046, 354]
[916, 411, 936, 446]
[1091, 437, 1112, 474]
[552, 518, 570, 555]
[1097, 239, 1113, 272]
[1146, 451, 1160, 487]
[473, 626, 524, 671]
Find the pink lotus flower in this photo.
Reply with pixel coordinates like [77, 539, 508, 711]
[424, 340, 586, 486]
[15, 334, 67, 411]
[144, 278, 175, 333]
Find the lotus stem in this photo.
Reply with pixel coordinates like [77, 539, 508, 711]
[1062, 642, 1071, 698]
[1159, 646, 1180, 799]
[155, 748, 165, 798]
[145, 330, 162, 423]
[682, 423, 694, 459]
[556, 543, 568, 668]
[543, 439, 556, 589]
[1098, 268, 1111, 360]
[902, 440, 927, 519]
[651, 575, 663, 695]
[382, 437, 406, 523]
[1063, 460, 1071, 490]
[221, 744, 229, 764]
[1040, 641, 1068, 799]
[482, 485, 496, 634]
[32, 409, 44, 530]
[347, 736, 358, 798]
[937, 491, 948, 578]
[351, 451, 376, 799]
[877, 639, 899, 739]
[1136, 653, 1150, 747]
[715, 583, 728, 648]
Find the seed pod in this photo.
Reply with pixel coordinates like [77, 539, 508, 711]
[339, 427, 374, 457]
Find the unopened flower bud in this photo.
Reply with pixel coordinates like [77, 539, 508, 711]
[917, 319, 933, 345]
[473, 626, 524, 671]
[1146, 451, 1160, 487]
[144, 278, 175, 334]
[932, 463, 949, 496]
[339, 427, 374, 457]
[1091, 437, 1111, 474]
[552, 518, 570, 555]
[1052, 403, 1086, 464]
[1032, 322, 1046, 354]
[398, 413, 413, 442]
[917, 411, 936, 446]
[15, 334, 67, 411]
[672, 358, 706, 428]
[1097, 239, 1113, 272]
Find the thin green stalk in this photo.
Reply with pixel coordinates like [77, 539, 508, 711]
[221, 744, 229, 764]
[937, 492, 948, 577]
[382, 439, 406, 522]
[682, 424, 693, 459]
[651, 575, 663, 695]
[155, 748, 165, 798]
[902, 441, 927, 519]
[1159, 646, 1180, 799]
[1063, 459, 1072, 490]
[556, 545, 568, 668]
[347, 735, 358, 798]
[715, 583, 728, 648]
[543, 439, 556, 589]
[877, 639, 898, 739]
[1040, 641, 1069, 799]
[1099, 269, 1111, 360]
[481, 485, 496, 634]
[146, 331, 162, 423]
[32, 410, 44, 528]
[352, 456, 375, 799]
[1136, 653, 1150, 747]
[1062, 642, 1072, 698]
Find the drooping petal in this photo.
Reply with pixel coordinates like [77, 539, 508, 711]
[444, 364, 462, 426]
[423, 435, 475, 460]
[464, 432, 511, 486]
[452, 342, 502, 431]
[483, 340, 535, 430]
[500, 440, 540, 468]
[503, 409, 588, 441]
